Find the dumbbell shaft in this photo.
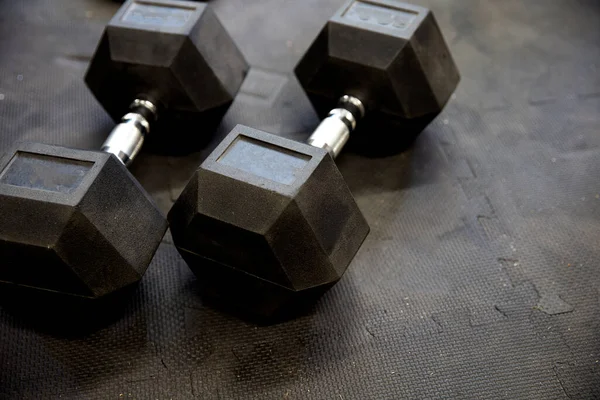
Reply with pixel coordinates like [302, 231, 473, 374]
[306, 95, 365, 159]
[105, 93, 362, 165]
[101, 99, 158, 166]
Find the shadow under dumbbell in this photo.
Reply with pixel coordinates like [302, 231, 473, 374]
[143, 103, 233, 156]
[0, 284, 136, 336]
[346, 113, 436, 158]
[184, 258, 326, 326]
[193, 294, 321, 327]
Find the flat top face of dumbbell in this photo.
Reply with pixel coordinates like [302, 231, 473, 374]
[111, 0, 206, 35]
[202, 125, 328, 197]
[295, 0, 460, 120]
[0, 143, 109, 206]
[333, 0, 427, 39]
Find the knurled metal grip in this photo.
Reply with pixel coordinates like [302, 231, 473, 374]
[101, 99, 157, 166]
[307, 95, 365, 159]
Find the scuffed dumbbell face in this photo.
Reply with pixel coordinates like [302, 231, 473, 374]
[295, 0, 459, 130]
[85, 0, 248, 151]
[0, 143, 167, 299]
[168, 125, 369, 317]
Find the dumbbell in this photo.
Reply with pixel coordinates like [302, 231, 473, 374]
[168, 0, 460, 317]
[0, 0, 248, 302]
[87, 0, 248, 154]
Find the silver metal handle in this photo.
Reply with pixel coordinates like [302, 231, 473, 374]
[101, 99, 158, 167]
[307, 95, 365, 159]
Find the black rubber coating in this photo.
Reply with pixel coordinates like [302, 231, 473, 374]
[0, 143, 167, 301]
[85, 0, 249, 153]
[295, 0, 460, 155]
[168, 125, 370, 317]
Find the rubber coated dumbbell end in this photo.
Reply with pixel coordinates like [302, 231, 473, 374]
[168, 125, 369, 317]
[0, 143, 167, 300]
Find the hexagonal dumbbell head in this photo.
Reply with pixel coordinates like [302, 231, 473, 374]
[168, 125, 369, 317]
[295, 0, 459, 153]
[85, 0, 248, 152]
[0, 143, 167, 300]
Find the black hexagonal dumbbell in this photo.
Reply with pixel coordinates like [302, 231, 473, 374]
[168, 0, 460, 318]
[297, 0, 460, 155]
[0, 0, 247, 303]
[87, 0, 248, 155]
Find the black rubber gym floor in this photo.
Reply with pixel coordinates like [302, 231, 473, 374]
[1, 0, 599, 398]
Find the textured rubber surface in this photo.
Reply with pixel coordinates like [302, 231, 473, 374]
[0, 0, 599, 398]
